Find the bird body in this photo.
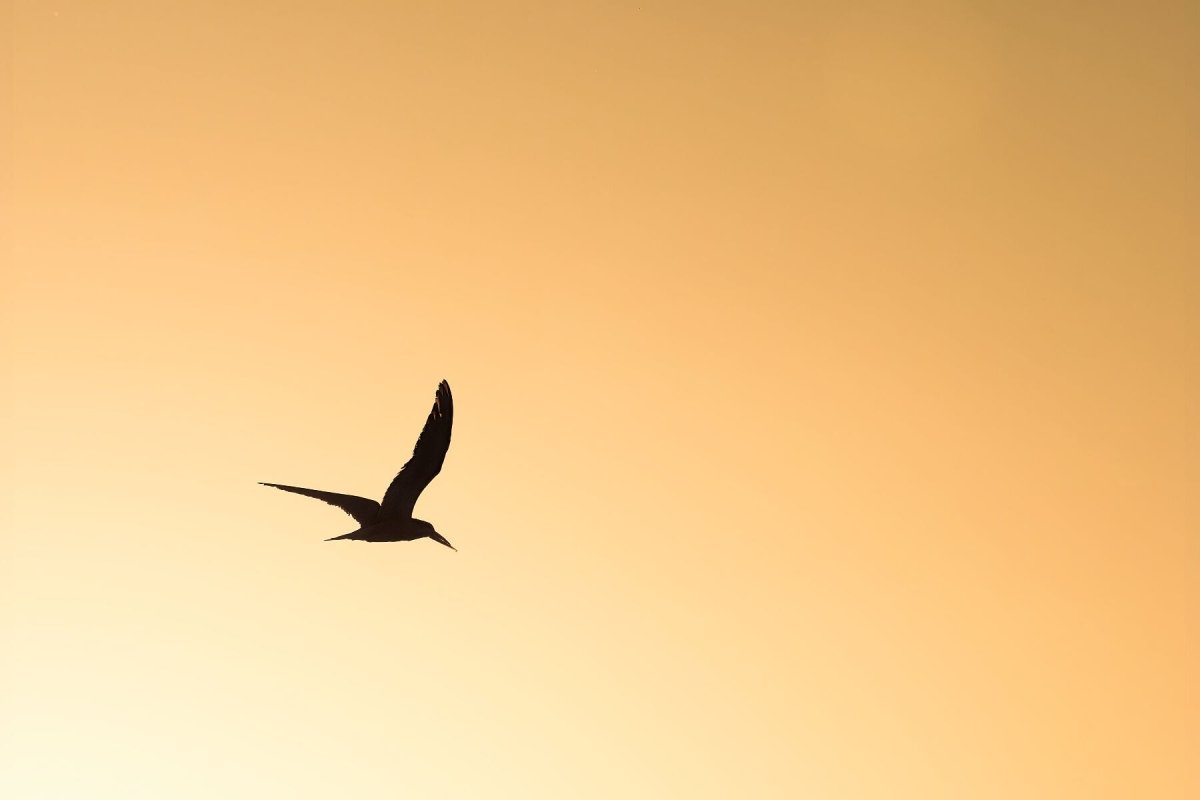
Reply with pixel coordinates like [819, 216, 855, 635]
[326, 517, 452, 547]
[261, 380, 457, 550]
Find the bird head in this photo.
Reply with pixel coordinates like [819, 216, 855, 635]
[413, 518, 456, 551]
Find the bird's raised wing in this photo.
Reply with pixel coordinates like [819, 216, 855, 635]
[379, 380, 453, 520]
[259, 483, 380, 526]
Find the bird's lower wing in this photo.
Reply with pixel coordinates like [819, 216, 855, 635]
[259, 482, 380, 526]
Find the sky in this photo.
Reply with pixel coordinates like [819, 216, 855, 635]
[2, 1, 1196, 797]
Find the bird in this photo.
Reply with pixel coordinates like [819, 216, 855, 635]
[260, 379, 457, 549]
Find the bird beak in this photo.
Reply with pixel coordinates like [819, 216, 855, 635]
[430, 532, 457, 551]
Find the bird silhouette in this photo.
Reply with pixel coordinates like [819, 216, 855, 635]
[261, 380, 457, 549]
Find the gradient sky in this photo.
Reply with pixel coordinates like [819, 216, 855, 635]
[3, 2, 1196, 798]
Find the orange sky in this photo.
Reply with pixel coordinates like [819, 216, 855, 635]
[3, 2, 1196, 797]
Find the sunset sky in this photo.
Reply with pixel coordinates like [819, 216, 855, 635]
[2, 2, 1195, 797]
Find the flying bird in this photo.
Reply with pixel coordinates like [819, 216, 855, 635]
[261, 380, 457, 549]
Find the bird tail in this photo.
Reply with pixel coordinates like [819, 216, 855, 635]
[325, 529, 363, 541]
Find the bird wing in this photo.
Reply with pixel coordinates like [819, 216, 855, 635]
[379, 380, 453, 520]
[259, 483, 380, 526]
